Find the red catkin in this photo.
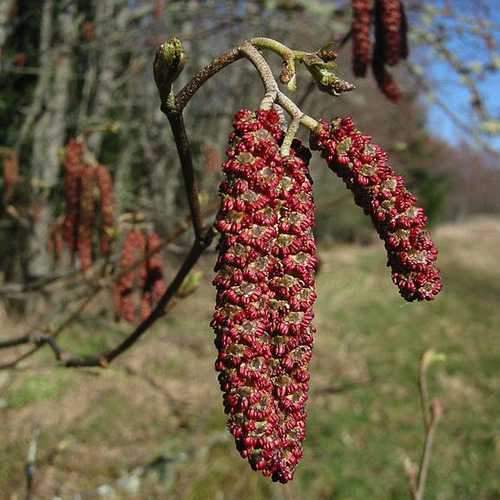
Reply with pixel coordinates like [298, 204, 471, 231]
[2, 150, 19, 203]
[78, 165, 96, 271]
[212, 109, 317, 483]
[95, 164, 114, 256]
[62, 139, 116, 269]
[114, 230, 167, 323]
[310, 117, 442, 302]
[372, 53, 402, 102]
[48, 219, 64, 261]
[62, 138, 84, 254]
[140, 232, 167, 320]
[114, 230, 146, 324]
[375, 0, 403, 66]
[352, 0, 373, 77]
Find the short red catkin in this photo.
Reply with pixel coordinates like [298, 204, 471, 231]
[310, 117, 442, 302]
[211, 109, 317, 483]
[352, 0, 373, 77]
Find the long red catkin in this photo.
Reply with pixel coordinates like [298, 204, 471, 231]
[95, 164, 114, 256]
[139, 232, 167, 320]
[375, 0, 403, 66]
[78, 165, 96, 271]
[113, 229, 146, 323]
[2, 150, 19, 203]
[310, 117, 442, 302]
[62, 138, 84, 254]
[212, 109, 317, 483]
[352, 0, 373, 77]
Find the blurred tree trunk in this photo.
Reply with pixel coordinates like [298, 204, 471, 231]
[28, 0, 78, 278]
[0, 0, 15, 55]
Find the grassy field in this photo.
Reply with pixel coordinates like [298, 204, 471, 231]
[1, 217, 499, 499]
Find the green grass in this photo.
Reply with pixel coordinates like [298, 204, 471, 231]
[6, 369, 73, 409]
[1, 217, 499, 499]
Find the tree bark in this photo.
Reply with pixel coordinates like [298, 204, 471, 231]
[28, 1, 78, 279]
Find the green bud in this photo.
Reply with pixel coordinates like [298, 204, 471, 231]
[153, 37, 186, 104]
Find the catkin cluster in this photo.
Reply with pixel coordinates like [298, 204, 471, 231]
[310, 117, 442, 301]
[62, 138, 115, 270]
[351, 0, 408, 101]
[113, 230, 167, 323]
[211, 109, 317, 482]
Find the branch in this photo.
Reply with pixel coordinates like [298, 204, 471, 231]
[164, 109, 206, 242]
[175, 47, 242, 111]
[63, 232, 213, 368]
[0, 206, 217, 368]
[405, 350, 445, 500]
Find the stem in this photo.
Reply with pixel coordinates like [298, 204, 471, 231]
[277, 91, 318, 130]
[281, 116, 301, 156]
[164, 106, 205, 242]
[240, 43, 278, 109]
[239, 43, 318, 130]
[250, 37, 310, 62]
[175, 47, 242, 111]
[418, 352, 431, 431]
[415, 401, 443, 500]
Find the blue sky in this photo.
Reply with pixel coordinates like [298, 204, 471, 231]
[418, 0, 500, 151]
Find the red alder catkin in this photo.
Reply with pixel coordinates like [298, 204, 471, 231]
[62, 138, 84, 254]
[352, 0, 373, 77]
[372, 53, 402, 102]
[139, 232, 167, 320]
[375, 0, 403, 66]
[78, 165, 96, 271]
[95, 164, 114, 256]
[114, 229, 146, 323]
[212, 109, 317, 483]
[114, 230, 167, 323]
[2, 150, 19, 203]
[310, 117, 442, 302]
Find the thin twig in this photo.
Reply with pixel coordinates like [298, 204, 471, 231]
[164, 109, 205, 242]
[415, 400, 443, 500]
[175, 47, 242, 111]
[405, 350, 445, 500]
